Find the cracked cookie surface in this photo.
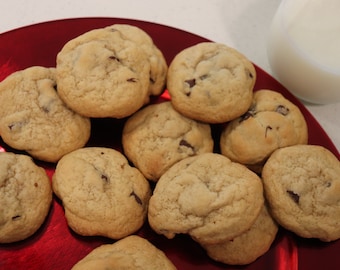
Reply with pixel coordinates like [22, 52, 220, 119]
[71, 235, 176, 270]
[0, 66, 91, 162]
[262, 145, 340, 242]
[122, 101, 213, 181]
[0, 152, 52, 243]
[52, 147, 151, 239]
[56, 25, 152, 118]
[220, 89, 308, 169]
[148, 153, 264, 245]
[167, 42, 256, 123]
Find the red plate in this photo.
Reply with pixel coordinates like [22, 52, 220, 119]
[0, 18, 339, 270]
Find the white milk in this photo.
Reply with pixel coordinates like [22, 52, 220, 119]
[267, 0, 340, 104]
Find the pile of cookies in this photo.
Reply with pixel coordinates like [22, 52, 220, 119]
[0, 23, 340, 269]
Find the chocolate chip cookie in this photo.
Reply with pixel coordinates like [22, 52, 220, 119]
[0, 152, 52, 243]
[262, 145, 340, 242]
[71, 235, 176, 270]
[167, 42, 256, 123]
[52, 147, 151, 239]
[148, 153, 264, 245]
[56, 25, 156, 118]
[122, 101, 214, 181]
[220, 89, 308, 171]
[0, 66, 91, 162]
[201, 203, 278, 265]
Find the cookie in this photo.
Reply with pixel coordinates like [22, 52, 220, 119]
[201, 203, 278, 265]
[109, 24, 168, 97]
[220, 89, 308, 169]
[122, 101, 214, 181]
[148, 153, 264, 244]
[167, 42, 256, 123]
[52, 147, 151, 239]
[0, 152, 52, 243]
[262, 145, 340, 242]
[0, 66, 91, 162]
[56, 25, 151, 118]
[71, 235, 176, 270]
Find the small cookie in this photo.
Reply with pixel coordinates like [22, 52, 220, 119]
[148, 153, 264, 245]
[52, 147, 151, 240]
[202, 203, 278, 265]
[220, 89, 308, 168]
[56, 25, 151, 118]
[71, 235, 177, 270]
[167, 42, 256, 123]
[122, 101, 214, 181]
[262, 145, 340, 242]
[0, 152, 52, 243]
[109, 24, 168, 97]
[0, 66, 91, 162]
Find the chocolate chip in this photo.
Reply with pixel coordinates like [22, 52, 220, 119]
[130, 191, 142, 205]
[244, 68, 254, 79]
[239, 107, 256, 123]
[12, 215, 21, 221]
[276, 105, 290, 116]
[179, 139, 195, 153]
[265, 125, 273, 138]
[8, 121, 25, 132]
[109, 56, 120, 62]
[287, 190, 300, 204]
[185, 79, 196, 88]
[41, 106, 50, 113]
[127, 78, 137, 83]
[101, 174, 109, 183]
[199, 74, 209, 80]
[34, 183, 38, 187]
[150, 77, 155, 84]
[179, 139, 193, 148]
[92, 165, 109, 183]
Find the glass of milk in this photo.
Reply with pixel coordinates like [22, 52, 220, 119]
[267, 0, 340, 104]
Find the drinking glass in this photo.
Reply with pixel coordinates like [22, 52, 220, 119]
[267, 0, 340, 104]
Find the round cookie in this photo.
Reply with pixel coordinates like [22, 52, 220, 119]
[71, 235, 176, 270]
[0, 152, 52, 243]
[220, 89, 308, 169]
[201, 203, 278, 265]
[109, 24, 168, 97]
[56, 25, 151, 118]
[148, 153, 264, 245]
[167, 42, 256, 123]
[0, 66, 91, 162]
[122, 101, 214, 181]
[52, 147, 151, 240]
[262, 145, 340, 242]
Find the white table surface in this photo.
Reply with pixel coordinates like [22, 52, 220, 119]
[0, 0, 339, 152]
